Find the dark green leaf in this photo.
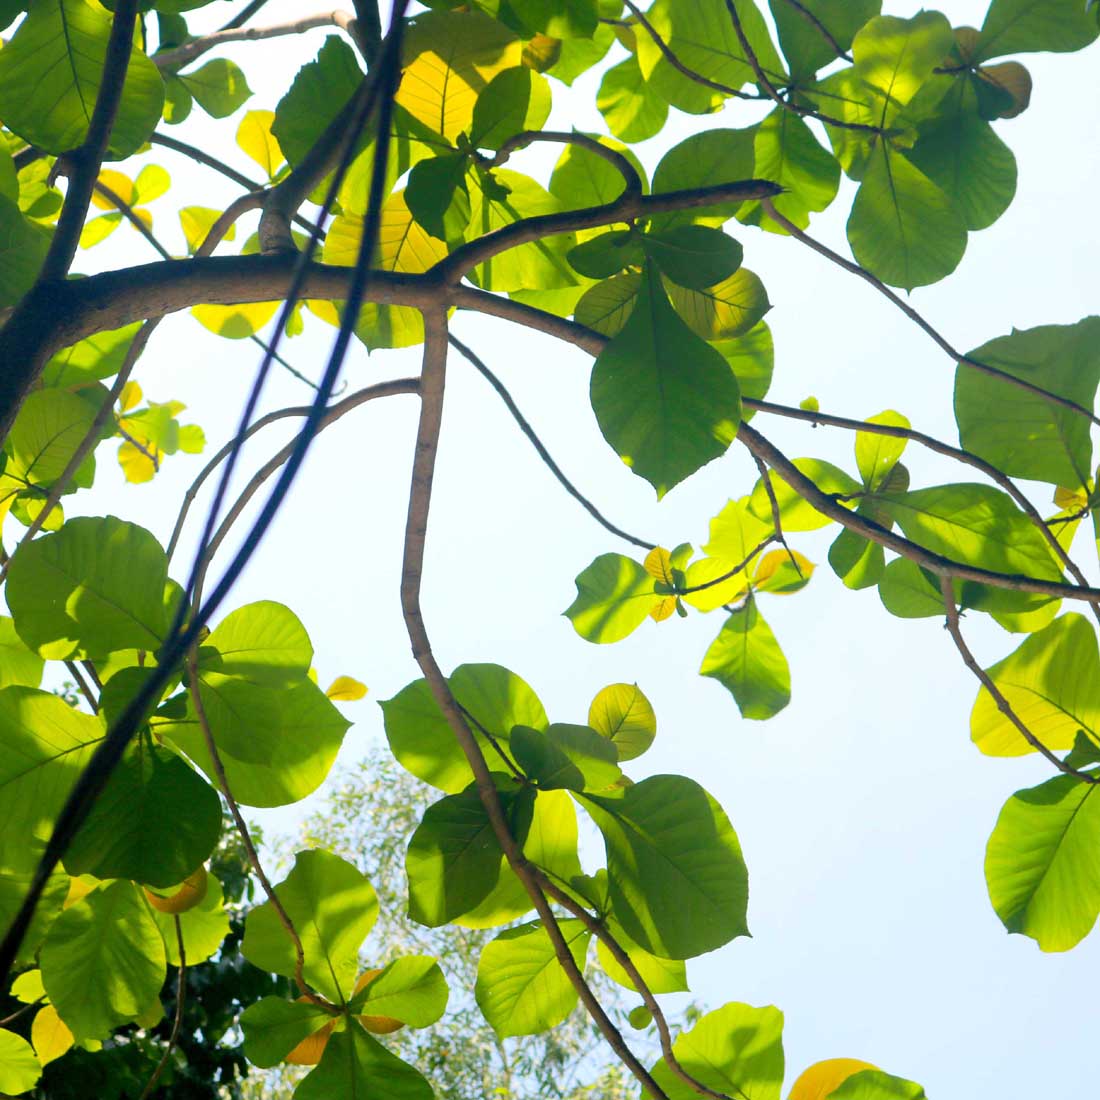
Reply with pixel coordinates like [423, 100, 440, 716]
[406, 153, 472, 241]
[974, 0, 1100, 61]
[643, 225, 743, 289]
[566, 230, 643, 280]
[511, 723, 621, 791]
[470, 67, 551, 150]
[295, 1023, 434, 1100]
[769, 0, 880, 79]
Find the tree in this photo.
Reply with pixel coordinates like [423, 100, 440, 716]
[0, 0, 1097, 1098]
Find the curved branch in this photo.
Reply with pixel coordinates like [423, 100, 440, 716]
[137, 917, 187, 1100]
[400, 310, 670, 1100]
[448, 332, 655, 551]
[938, 577, 1100, 783]
[154, 11, 353, 71]
[487, 130, 643, 196]
[761, 199, 1100, 429]
[738, 421, 1100, 605]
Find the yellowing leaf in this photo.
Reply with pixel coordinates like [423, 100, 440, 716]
[753, 549, 814, 595]
[237, 109, 284, 179]
[92, 169, 136, 209]
[397, 10, 521, 140]
[118, 439, 161, 483]
[180, 206, 236, 255]
[649, 596, 677, 622]
[118, 381, 142, 412]
[1054, 485, 1088, 511]
[326, 676, 368, 702]
[789, 1058, 879, 1100]
[80, 212, 122, 248]
[31, 1004, 74, 1065]
[643, 547, 674, 584]
[192, 301, 280, 339]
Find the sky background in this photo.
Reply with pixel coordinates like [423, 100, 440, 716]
[25, 1, 1100, 1095]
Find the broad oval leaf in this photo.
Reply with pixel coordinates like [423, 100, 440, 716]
[700, 601, 791, 720]
[588, 682, 656, 761]
[565, 553, 657, 643]
[349, 956, 449, 1028]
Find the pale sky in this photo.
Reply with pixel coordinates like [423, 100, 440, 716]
[32, 2, 1100, 1095]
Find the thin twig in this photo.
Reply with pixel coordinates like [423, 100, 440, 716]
[0, 996, 45, 1027]
[186, 652, 340, 1008]
[400, 310, 670, 1100]
[487, 130, 643, 196]
[761, 199, 1100, 429]
[677, 536, 775, 595]
[938, 577, 1100, 783]
[778, 0, 852, 61]
[448, 334, 655, 551]
[65, 661, 99, 713]
[750, 453, 802, 577]
[137, 917, 187, 1100]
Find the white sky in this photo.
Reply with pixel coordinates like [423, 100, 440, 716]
[32, 1, 1100, 1095]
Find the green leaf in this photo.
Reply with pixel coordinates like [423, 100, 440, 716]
[877, 558, 944, 618]
[953, 317, 1100, 488]
[847, 143, 967, 290]
[650, 128, 756, 229]
[0, 1028, 41, 1095]
[0, 687, 105, 873]
[574, 272, 641, 335]
[827, 1069, 927, 1100]
[649, 1002, 785, 1100]
[635, 0, 786, 115]
[587, 682, 656, 761]
[565, 553, 656, 643]
[716, 321, 775, 408]
[406, 153, 472, 242]
[273, 36, 361, 167]
[738, 110, 840, 232]
[0, 616, 44, 689]
[295, 1021, 434, 1100]
[566, 230, 643, 280]
[643, 225, 743, 290]
[549, 132, 644, 209]
[0, 194, 49, 307]
[470, 66, 551, 150]
[198, 600, 313, 686]
[40, 881, 166, 1042]
[511, 723, 621, 791]
[178, 58, 251, 118]
[6, 517, 169, 660]
[591, 265, 741, 496]
[596, 928, 688, 994]
[475, 918, 590, 1036]
[907, 77, 1017, 231]
[597, 55, 668, 142]
[748, 458, 861, 531]
[0, 868, 68, 967]
[579, 775, 749, 958]
[382, 663, 547, 793]
[242, 850, 378, 1003]
[666, 267, 770, 341]
[769, 0, 880, 79]
[349, 957, 449, 1027]
[406, 787, 524, 927]
[42, 323, 142, 388]
[700, 600, 791, 719]
[829, 519, 886, 590]
[509, 0, 599, 38]
[241, 996, 336, 1069]
[856, 410, 910, 489]
[875, 483, 1064, 580]
[974, 0, 1100, 61]
[0, 0, 164, 157]
[970, 613, 1100, 757]
[985, 771, 1100, 951]
[63, 738, 220, 888]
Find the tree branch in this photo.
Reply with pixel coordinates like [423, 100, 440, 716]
[137, 917, 187, 1100]
[777, 0, 852, 62]
[38, 0, 140, 284]
[761, 199, 1100, 429]
[447, 333, 655, 551]
[938, 577, 1100, 783]
[400, 309, 670, 1100]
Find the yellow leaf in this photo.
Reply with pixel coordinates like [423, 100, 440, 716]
[643, 546, 674, 584]
[118, 380, 142, 412]
[192, 301, 280, 339]
[307, 667, 319, 683]
[178, 424, 205, 454]
[788, 1059, 878, 1100]
[325, 675, 368, 701]
[64, 875, 99, 908]
[180, 206, 237, 254]
[118, 439, 161, 483]
[133, 164, 170, 205]
[396, 10, 521, 140]
[79, 212, 122, 248]
[237, 109, 284, 179]
[92, 169, 136, 209]
[11, 969, 45, 1003]
[753, 549, 814, 594]
[32, 1004, 74, 1066]
[1054, 485, 1088, 511]
[649, 596, 677, 622]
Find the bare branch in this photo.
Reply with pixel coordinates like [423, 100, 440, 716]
[761, 199, 1100, 429]
[64, 661, 99, 713]
[137, 917, 187, 1100]
[487, 130, 643, 196]
[448, 333, 655, 551]
[400, 310, 670, 1100]
[777, 0, 852, 61]
[938, 576, 1100, 783]
[749, 453, 802, 578]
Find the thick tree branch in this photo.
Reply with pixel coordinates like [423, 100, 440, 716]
[761, 199, 1100, 429]
[400, 310, 670, 1100]
[938, 577, 1100, 783]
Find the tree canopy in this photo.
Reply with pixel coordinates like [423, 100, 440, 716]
[0, 0, 1098, 1098]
